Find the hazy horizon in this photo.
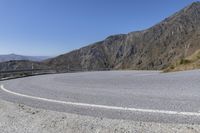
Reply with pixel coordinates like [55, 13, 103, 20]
[0, 0, 197, 56]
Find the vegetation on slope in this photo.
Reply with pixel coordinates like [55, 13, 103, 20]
[164, 49, 200, 72]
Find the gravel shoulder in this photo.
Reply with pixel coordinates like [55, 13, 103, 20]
[0, 99, 200, 133]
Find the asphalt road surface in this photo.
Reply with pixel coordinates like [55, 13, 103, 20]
[0, 70, 200, 124]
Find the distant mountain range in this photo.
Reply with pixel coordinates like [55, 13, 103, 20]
[0, 2, 200, 72]
[0, 54, 50, 62]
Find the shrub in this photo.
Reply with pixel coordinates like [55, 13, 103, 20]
[170, 65, 175, 69]
[180, 59, 191, 65]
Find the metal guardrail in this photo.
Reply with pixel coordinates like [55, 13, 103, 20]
[0, 69, 52, 74]
[0, 69, 56, 81]
[0, 68, 111, 80]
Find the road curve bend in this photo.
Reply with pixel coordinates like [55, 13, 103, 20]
[0, 70, 200, 124]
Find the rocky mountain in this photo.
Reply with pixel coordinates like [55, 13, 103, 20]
[45, 2, 200, 71]
[0, 54, 50, 63]
[1, 2, 200, 72]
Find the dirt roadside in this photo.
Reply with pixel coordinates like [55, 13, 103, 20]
[0, 99, 200, 133]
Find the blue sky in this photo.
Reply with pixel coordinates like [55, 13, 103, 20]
[0, 0, 197, 56]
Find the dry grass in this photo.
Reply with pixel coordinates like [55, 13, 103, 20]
[163, 49, 200, 72]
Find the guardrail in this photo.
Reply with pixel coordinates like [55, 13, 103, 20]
[0, 68, 111, 80]
[0, 69, 53, 74]
[0, 69, 56, 81]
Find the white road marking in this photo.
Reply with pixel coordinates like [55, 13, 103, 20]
[1, 84, 200, 116]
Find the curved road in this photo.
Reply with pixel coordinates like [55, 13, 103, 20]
[0, 70, 200, 124]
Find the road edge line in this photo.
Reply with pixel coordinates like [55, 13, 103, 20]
[1, 84, 200, 116]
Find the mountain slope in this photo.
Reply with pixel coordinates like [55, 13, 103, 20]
[45, 2, 200, 71]
[0, 60, 49, 71]
[0, 54, 50, 62]
[164, 49, 200, 72]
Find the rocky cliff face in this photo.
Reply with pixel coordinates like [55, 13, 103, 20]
[45, 2, 200, 71]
